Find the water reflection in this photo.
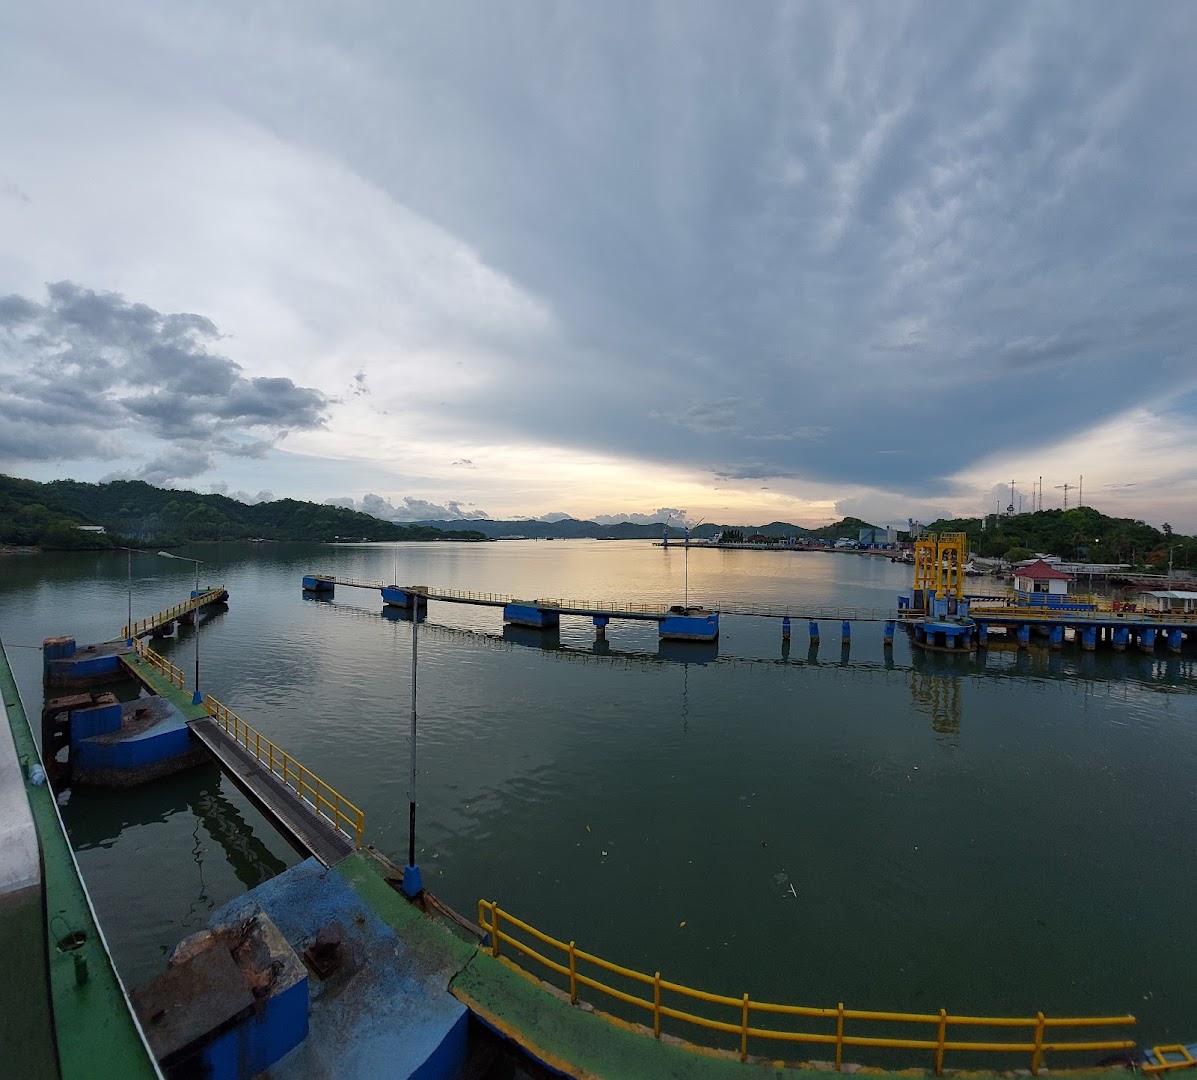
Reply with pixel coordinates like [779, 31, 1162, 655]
[63, 764, 286, 889]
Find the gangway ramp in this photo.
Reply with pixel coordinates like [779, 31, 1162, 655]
[189, 716, 355, 868]
[122, 645, 364, 868]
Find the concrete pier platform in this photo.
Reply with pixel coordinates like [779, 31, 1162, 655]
[211, 856, 471, 1080]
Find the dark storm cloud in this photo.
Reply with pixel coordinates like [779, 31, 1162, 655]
[0, 282, 329, 478]
[214, 1, 1193, 498]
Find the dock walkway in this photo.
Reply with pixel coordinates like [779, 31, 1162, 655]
[121, 650, 359, 867]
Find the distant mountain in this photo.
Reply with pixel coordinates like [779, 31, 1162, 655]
[0, 475, 488, 549]
[408, 516, 879, 541]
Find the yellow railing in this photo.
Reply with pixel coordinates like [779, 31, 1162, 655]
[204, 696, 365, 849]
[122, 587, 226, 640]
[476, 901, 1135, 1075]
[132, 638, 186, 690]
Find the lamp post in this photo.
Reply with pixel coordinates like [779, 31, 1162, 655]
[158, 551, 203, 705]
[119, 546, 142, 646]
[402, 604, 423, 898]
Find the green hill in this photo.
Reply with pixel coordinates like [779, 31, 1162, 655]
[0, 475, 487, 549]
[925, 506, 1194, 570]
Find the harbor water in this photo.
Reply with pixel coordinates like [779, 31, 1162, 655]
[2, 541, 1195, 1052]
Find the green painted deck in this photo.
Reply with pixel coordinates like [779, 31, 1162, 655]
[119, 653, 207, 721]
[0, 644, 159, 1080]
[326, 849, 1133, 1080]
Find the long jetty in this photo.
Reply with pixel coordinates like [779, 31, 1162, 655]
[302, 573, 1195, 656]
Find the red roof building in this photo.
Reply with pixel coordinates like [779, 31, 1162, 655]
[1013, 559, 1072, 594]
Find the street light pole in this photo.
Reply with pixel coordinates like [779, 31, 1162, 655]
[402, 605, 423, 898]
[158, 551, 204, 705]
[126, 547, 133, 646]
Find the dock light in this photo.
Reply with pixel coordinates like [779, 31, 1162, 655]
[119, 546, 144, 646]
[158, 551, 204, 705]
[402, 605, 423, 898]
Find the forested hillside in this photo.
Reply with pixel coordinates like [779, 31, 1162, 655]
[0, 475, 486, 548]
[926, 506, 1195, 570]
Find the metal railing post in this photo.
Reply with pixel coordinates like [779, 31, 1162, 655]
[491, 906, 501, 957]
[835, 1002, 845, 1071]
[569, 943, 578, 1004]
[741, 993, 750, 1061]
[1032, 1011, 1046, 1075]
[936, 1008, 947, 1075]
[652, 971, 660, 1035]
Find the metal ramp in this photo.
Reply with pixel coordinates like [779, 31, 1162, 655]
[189, 718, 354, 868]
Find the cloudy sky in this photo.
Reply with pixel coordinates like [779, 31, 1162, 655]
[2, 2, 1195, 528]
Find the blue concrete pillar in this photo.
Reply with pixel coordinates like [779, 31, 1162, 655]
[1082, 627, 1097, 651]
[883, 621, 895, 644]
[781, 617, 791, 642]
[841, 620, 851, 645]
[593, 615, 609, 639]
[1112, 627, 1128, 651]
[1168, 629, 1183, 653]
[505, 603, 560, 630]
[809, 621, 819, 643]
[1049, 625, 1063, 650]
[977, 622, 988, 646]
[1139, 628, 1157, 653]
[1017, 624, 1030, 648]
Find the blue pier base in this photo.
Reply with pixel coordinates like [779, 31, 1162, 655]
[841, 620, 851, 645]
[1139, 628, 1157, 653]
[502, 603, 559, 629]
[206, 858, 469, 1080]
[593, 615, 609, 639]
[808, 621, 819, 642]
[1017, 624, 1030, 648]
[382, 586, 429, 611]
[1113, 627, 1129, 651]
[781, 617, 791, 641]
[658, 608, 719, 641]
[43, 638, 130, 687]
[1083, 627, 1097, 651]
[1049, 625, 1064, 650]
[883, 620, 895, 645]
[302, 575, 334, 592]
[401, 864, 424, 898]
[72, 695, 205, 786]
[1168, 629, 1184, 653]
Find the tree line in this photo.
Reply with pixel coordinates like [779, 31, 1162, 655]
[0, 475, 487, 549]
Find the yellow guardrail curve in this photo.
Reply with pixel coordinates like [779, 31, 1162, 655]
[477, 900, 1135, 1075]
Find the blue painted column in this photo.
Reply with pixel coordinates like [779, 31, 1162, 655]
[883, 621, 895, 645]
[593, 615, 609, 640]
[1017, 624, 1030, 648]
[809, 621, 820, 643]
[1082, 627, 1097, 651]
[1112, 627, 1129, 651]
[1168, 629, 1183, 653]
[841, 620, 851, 645]
[1139, 628, 1157, 653]
[977, 622, 988, 647]
[1049, 625, 1063, 650]
[781, 617, 791, 642]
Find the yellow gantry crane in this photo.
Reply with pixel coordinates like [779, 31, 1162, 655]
[913, 532, 967, 602]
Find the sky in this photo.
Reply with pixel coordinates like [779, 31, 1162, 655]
[1, 3, 1195, 530]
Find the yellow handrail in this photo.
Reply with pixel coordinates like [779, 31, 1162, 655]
[132, 638, 186, 689]
[476, 900, 1134, 1075]
[204, 695, 365, 849]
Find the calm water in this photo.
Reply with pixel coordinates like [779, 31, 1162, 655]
[3, 541, 1196, 1054]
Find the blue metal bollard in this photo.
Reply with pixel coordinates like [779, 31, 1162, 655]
[809, 621, 819, 643]
[841, 620, 851, 645]
[883, 620, 895, 645]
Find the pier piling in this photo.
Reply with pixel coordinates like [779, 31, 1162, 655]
[809, 621, 819, 644]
